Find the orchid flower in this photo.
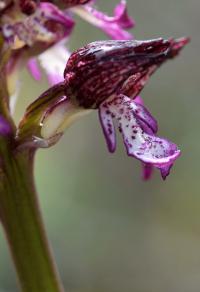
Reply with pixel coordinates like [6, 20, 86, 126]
[18, 38, 188, 179]
[31, 0, 135, 85]
[0, 0, 134, 88]
[0, 0, 190, 290]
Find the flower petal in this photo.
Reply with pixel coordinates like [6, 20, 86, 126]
[113, 0, 135, 29]
[133, 99, 156, 180]
[142, 163, 153, 180]
[131, 102, 158, 133]
[2, 9, 54, 48]
[38, 42, 71, 85]
[0, 115, 12, 136]
[99, 94, 180, 178]
[39, 2, 75, 39]
[134, 95, 144, 105]
[99, 102, 116, 153]
[160, 164, 173, 180]
[2, 2, 74, 49]
[72, 1, 134, 40]
[27, 58, 42, 81]
[134, 96, 175, 180]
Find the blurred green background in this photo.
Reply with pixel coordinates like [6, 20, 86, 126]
[0, 0, 199, 291]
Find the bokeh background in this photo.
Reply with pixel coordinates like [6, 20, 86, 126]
[0, 0, 199, 291]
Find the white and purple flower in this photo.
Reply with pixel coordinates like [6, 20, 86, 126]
[18, 38, 188, 179]
[0, 0, 189, 180]
[0, 0, 134, 87]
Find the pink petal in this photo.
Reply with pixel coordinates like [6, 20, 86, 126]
[99, 103, 116, 153]
[73, 1, 134, 40]
[38, 42, 70, 85]
[27, 58, 42, 81]
[134, 95, 144, 105]
[114, 0, 135, 29]
[142, 163, 154, 180]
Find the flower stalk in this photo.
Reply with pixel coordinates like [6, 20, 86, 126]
[0, 139, 64, 292]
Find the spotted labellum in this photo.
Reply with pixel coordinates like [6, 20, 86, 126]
[18, 38, 189, 179]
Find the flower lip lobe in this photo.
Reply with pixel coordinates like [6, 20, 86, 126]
[63, 38, 188, 109]
[99, 94, 181, 179]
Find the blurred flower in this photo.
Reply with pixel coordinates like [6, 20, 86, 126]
[0, 0, 134, 90]
[2, 2, 74, 50]
[72, 0, 135, 40]
[0, 115, 12, 136]
[31, 0, 134, 85]
[27, 41, 71, 85]
[1, 1, 75, 106]
[18, 38, 188, 179]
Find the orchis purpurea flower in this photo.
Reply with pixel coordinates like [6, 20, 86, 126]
[30, 0, 135, 85]
[0, 0, 134, 92]
[18, 38, 189, 179]
[0, 0, 191, 290]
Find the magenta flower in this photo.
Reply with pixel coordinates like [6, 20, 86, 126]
[18, 38, 188, 179]
[1, 0, 134, 89]
[0, 0, 188, 180]
[62, 38, 188, 179]
[2, 2, 74, 49]
[2, 1, 75, 101]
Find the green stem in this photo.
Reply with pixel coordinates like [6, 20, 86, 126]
[0, 140, 64, 292]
